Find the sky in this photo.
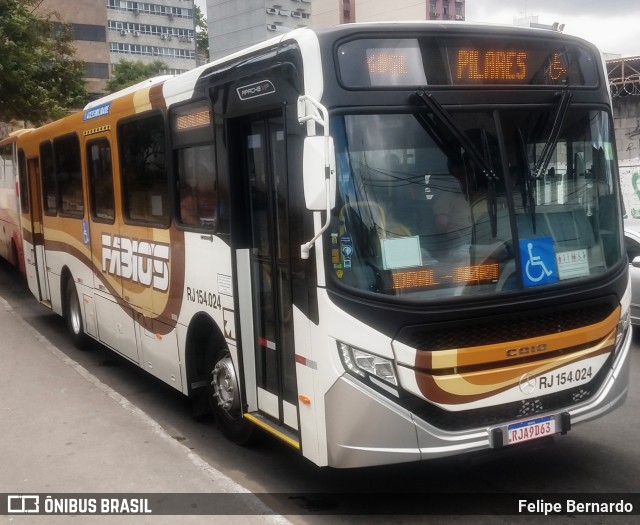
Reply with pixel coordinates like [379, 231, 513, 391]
[194, 1, 640, 58]
[465, 0, 640, 57]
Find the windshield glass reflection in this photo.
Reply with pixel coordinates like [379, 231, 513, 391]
[328, 110, 622, 300]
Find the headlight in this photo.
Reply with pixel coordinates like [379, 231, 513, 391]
[338, 341, 398, 387]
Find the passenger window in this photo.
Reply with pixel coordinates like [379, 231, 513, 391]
[39, 141, 57, 215]
[87, 139, 115, 223]
[170, 101, 217, 230]
[54, 134, 83, 218]
[118, 113, 169, 226]
[18, 150, 29, 213]
[176, 145, 217, 229]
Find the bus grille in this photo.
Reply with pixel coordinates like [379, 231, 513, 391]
[397, 302, 614, 351]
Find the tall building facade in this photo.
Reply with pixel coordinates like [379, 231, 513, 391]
[311, 0, 464, 28]
[35, 1, 198, 99]
[427, 0, 465, 21]
[206, 0, 312, 62]
[204, 1, 465, 62]
[36, 0, 110, 98]
[313, 0, 355, 27]
[106, 1, 197, 76]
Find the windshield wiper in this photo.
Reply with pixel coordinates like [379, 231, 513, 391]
[523, 89, 573, 233]
[517, 128, 537, 233]
[412, 90, 499, 236]
[413, 90, 497, 182]
[533, 89, 572, 180]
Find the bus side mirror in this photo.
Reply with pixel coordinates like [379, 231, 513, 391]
[303, 136, 336, 211]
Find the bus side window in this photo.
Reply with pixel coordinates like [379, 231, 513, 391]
[40, 141, 57, 215]
[54, 134, 83, 218]
[18, 150, 29, 213]
[118, 112, 169, 226]
[176, 145, 217, 229]
[87, 139, 115, 223]
[170, 101, 217, 230]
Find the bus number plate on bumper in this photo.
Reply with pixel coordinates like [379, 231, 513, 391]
[507, 415, 556, 445]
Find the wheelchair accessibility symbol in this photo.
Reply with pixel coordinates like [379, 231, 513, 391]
[519, 237, 558, 287]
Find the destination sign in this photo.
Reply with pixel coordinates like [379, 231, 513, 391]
[337, 35, 597, 88]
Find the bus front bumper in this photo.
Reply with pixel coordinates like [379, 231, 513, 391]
[325, 327, 632, 468]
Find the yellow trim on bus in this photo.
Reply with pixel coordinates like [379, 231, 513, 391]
[83, 125, 111, 136]
[243, 413, 301, 450]
[133, 87, 152, 113]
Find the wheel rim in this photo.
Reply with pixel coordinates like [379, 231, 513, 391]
[69, 290, 82, 335]
[210, 353, 241, 419]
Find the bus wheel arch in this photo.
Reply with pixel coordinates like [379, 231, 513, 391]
[185, 313, 254, 445]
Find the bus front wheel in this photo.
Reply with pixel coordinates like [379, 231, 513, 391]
[206, 345, 254, 445]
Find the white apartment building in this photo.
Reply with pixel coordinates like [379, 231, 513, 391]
[312, 0, 464, 27]
[107, 0, 198, 75]
[206, 0, 312, 62]
[204, 1, 464, 63]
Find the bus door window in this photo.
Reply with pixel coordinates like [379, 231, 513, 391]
[246, 121, 278, 394]
[242, 112, 297, 421]
[26, 157, 50, 302]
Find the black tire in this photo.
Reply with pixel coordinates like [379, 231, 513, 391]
[10, 240, 19, 270]
[65, 279, 89, 350]
[206, 344, 254, 445]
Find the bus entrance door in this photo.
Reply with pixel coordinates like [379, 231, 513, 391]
[25, 158, 50, 303]
[235, 113, 299, 436]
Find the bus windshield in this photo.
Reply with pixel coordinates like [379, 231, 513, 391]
[329, 107, 623, 300]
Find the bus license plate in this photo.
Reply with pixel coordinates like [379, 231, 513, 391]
[507, 415, 556, 445]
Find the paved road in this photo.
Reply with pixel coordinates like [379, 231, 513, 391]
[0, 258, 638, 524]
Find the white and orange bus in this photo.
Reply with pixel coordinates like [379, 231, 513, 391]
[4, 22, 632, 467]
[0, 132, 27, 272]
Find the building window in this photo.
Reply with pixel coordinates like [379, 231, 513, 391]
[86, 63, 110, 79]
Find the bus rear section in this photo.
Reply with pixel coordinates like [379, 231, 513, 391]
[0, 134, 26, 273]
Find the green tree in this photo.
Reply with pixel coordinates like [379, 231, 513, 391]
[107, 59, 170, 93]
[194, 4, 209, 62]
[0, 0, 87, 124]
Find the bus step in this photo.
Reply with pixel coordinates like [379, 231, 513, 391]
[243, 412, 300, 450]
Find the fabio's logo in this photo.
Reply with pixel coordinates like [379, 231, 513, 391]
[101, 234, 169, 291]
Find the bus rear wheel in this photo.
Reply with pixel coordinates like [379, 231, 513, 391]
[206, 345, 254, 445]
[10, 240, 19, 270]
[65, 279, 89, 350]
